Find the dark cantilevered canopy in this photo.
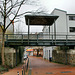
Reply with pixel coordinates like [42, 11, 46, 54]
[25, 14, 59, 25]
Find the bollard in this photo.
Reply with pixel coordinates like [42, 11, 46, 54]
[26, 62, 28, 72]
[17, 71, 19, 75]
[28, 58, 29, 63]
[22, 67, 23, 75]
[23, 66, 25, 75]
[27, 58, 29, 71]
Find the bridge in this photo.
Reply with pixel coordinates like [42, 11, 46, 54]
[3, 14, 75, 46]
[5, 33, 75, 46]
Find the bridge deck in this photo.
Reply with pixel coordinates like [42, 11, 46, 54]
[5, 39, 75, 46]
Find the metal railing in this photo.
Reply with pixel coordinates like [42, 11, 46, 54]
[17, 58, 29, 75]
[1, 32, 75, 46]
[5, 33, 75, 41]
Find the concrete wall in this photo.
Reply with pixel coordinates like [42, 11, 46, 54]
[0, 47, 21, 67]
[52, 50, 75, 65]
[4, 47, 16, 67]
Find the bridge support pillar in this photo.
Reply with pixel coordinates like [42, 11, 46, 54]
[28, 19, 30, 45]
[49, 25, 50, 39]
[54, 19, 56, 44]
[65, 47, 68, 65]
[16, 48, 18, 66]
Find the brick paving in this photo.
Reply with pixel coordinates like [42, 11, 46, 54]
[1, 56, 75, 75]
[1, 59, 29, 75]
[29, 56, 75, 75]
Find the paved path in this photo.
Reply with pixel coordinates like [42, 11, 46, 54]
[1, 59, 29, 75]
[1, 56, 75, 75]
[29, 56, 75, 75]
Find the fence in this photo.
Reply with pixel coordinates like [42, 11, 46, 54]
[17, 58, 29, 75]
[5, 33, 75, 40]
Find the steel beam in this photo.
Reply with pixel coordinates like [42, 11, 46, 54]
[54, 19, 56, 44]
[28, 19, 30, 45]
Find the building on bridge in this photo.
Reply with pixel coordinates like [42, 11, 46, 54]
[43, 8, 75, 60]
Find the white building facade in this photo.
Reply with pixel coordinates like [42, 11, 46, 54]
[43, 8, 75, 60]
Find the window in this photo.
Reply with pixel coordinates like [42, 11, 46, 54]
[69, 27, 75, 32]
[69, 16, 75, 20]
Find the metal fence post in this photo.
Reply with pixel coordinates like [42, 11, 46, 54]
[23, 66, 25, 75]
[28, 58, 29, 63]
[22, 68, 23, 75]
[37, 34, 38, 44]
[66, 35, 68, 44]
[22, 34, 23, 43]
[26, 58, 29, 72]
[26, 62, 28, 72]
[52, 35, 53, 45]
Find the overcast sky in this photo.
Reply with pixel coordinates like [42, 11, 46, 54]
[40, 0, 75, 14]
[15, 0, 75, 33]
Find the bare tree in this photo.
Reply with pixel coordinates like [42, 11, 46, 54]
[0, 0, 43, 66]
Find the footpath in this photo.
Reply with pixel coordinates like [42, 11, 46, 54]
[1, 58, 29, 75]
[29, 56, 75, 75]
[1, 56, 75, 75]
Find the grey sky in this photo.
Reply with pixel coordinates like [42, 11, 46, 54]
[40, 0, 75, 14]
[14, 0, 75, 33]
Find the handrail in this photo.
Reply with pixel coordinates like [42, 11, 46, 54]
[5, 34, 75, 41]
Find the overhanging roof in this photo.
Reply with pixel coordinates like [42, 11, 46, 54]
[25, 14, 59, 25]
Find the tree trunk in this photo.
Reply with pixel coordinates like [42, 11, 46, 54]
[1, 32, 5, 65]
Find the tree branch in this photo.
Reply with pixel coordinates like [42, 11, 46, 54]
[6, 0, 10, 4]
[6, 2, 19, 15]
[6, 0, 27, 13]
[14, 11, 32, 17]
[5, 0, 25, 30]
[0, 11, 4, 16]
[0, 6, 4, 13]
[6, 12, 12, 18]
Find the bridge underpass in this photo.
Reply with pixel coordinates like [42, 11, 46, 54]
[4, 14, 75, 46]
[3, 14, 75, 75]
